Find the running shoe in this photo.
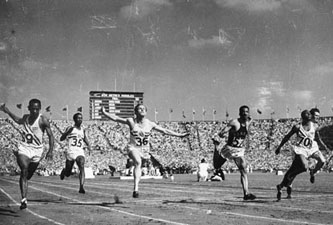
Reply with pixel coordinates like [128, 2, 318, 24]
[20, 198, 27, 210]
[286, 186, 292, 199]
[243, 193, 256, 200]
[60, 169, 65, 180]
[79, 187, 85, 194]
[287, 187, 292, 199]
[132, 191, 139, 198]
[220, 170, 225, 181]
[276, 184, 282, 201]
[310, 173, 315, 184]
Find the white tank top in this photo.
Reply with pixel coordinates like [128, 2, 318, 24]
[128, 123, 152, 151]
[295, 123, 315, 149]
[67, 127, 85, 152]
[20, 114, 44, 148]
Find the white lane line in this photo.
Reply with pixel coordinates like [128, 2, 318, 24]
[26, 178, 333, 214]
[0, 179, 189, 225]
[182, 205, 331, 225]
[0, 187, 66, 225]
[2, 177, 333, 225]
[0, 203, 45, 207]
[28, 181, 333, 225]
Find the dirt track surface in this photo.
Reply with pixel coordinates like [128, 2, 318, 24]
[0, 172, 333, 225]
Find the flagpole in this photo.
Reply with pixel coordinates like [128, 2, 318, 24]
[202, 108, 205, 121]
[182, 110, 186, 121]
[192, 109, 195, 122]
[66, 105, 69, 121]
[154, 108, 157, 122]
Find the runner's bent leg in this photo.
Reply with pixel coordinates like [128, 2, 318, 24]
[213, 144, 226, 170]
[27, 162, 39, 180]
[16, 154, 30, 208]
[311, 151, 325, 175]
[65, 160, 75, 177]
[128, 150, 142, 197]
[76, 156, 85, 193]
[280, 154, 307, 188]
[234, 157, 249, 196]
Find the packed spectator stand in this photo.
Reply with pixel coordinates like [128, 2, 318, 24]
[1, 116, 333, 176]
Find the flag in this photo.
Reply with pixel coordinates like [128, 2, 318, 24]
[182, 110, 186, 118]
[16, 104, 22, 109]
[271, 111, 275, 115]
[213, 109, 217, 115]
[286, 107, 290, 113]
[202, 108, 206, 115]
[45, 106, 51, 112]
[77, 107, 82, 112]
[170, 108, 173, 113]
[226, 110, 229, 118]
[192, 109, 195, 115]
[154, 108, 158, 114]
[62, 107, 67, 111]
[257, 109, 262, 114]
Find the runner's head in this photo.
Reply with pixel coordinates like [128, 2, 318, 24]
[73, 113, 83, 126]
[28, 99, 41, 117]
[301, 110, 311, 122]
[134, 104, 147, 118]
[310, 108, 320, 123]
[239, 105, 250, 120]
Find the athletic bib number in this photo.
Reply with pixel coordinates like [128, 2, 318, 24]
[135, 137, 148, 146]
[25, 134, 33, 144]
[71, 137, 83, 147]
[232, 138, 244, 148]
[298, 137, 312, 148]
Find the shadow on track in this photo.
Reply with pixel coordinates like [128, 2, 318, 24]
[0, 207, 19, 217]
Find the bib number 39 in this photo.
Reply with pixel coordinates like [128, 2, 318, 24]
[25, 134, 33, 144]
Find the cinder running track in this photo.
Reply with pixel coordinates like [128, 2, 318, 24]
[0, 172, 332, 225]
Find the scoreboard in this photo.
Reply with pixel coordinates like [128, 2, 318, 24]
[89, 91, 144, 120]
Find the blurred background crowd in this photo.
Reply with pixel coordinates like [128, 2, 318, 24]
[1, 117, 333, 176]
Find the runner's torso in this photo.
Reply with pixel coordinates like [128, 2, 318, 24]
[20, 114, 43, 148]
[128, 122, 152, 150]
[295, 123, 315, 149]
[227, 119, 248, 148]
[67, 127, 85, 151]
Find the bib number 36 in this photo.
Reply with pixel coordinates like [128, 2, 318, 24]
[135, 137, 148, 146]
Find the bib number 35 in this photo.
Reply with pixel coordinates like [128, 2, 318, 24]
[71, 137, 83, 147]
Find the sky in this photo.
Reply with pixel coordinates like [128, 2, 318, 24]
[1, 0, 333, 121]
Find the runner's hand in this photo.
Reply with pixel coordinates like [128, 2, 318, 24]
[0, 103, 6, 112]
[45, 151, 53, 160]
[181, 132, 190, 138]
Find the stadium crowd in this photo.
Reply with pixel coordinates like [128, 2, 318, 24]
[1, 116, 333, 176]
